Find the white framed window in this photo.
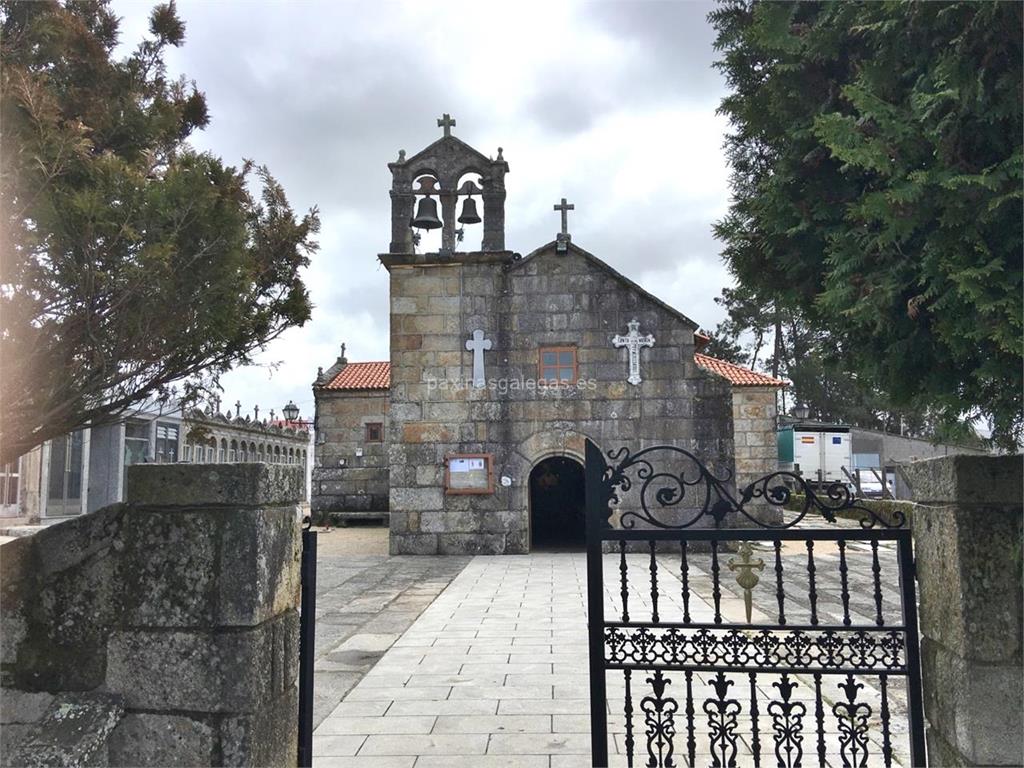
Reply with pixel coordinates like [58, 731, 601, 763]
[0, 459, 21, 507]
[124, 420, 150, 466]
[155, 422, 179, 463]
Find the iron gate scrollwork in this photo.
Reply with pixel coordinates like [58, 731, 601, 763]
[584, 439, 926, 768]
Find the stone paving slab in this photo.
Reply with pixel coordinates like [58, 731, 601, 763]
[311, 540, 469, 728]
[315, 539, 913, 766]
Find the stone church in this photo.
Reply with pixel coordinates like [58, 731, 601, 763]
[312, 117, 785, 555]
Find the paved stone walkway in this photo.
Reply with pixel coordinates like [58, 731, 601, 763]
[313, 553, 590, 767]
[312, 533, 469, 728]
[313, 532, 911, 767]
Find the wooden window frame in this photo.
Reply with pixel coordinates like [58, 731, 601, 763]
[365, 422, 384, 443]
[537, 345, 579, 384]
[444, 453, 495, 495]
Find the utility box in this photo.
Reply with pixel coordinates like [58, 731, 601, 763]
[778, 424, 853, 486]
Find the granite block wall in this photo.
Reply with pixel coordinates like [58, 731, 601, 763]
[385, 244, 735, 554]
[732, 386, 782, 523]
[904, 454, 1023, 767]
[312, 389, 389, 519]
[0, 464, 303, 766]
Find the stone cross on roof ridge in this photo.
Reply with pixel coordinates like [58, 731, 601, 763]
[437, 113, 456, 137]
[553, 197, 574, 235]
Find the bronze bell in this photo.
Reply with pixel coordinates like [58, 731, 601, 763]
[457, 196, 481, 225]
[411, 196, 442, 229]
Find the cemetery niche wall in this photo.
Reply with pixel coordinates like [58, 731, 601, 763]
[312, 117, 786, 555]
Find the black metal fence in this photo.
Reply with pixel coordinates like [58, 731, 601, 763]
[298, 519, 317, 768]
[584, 439, 927, 767]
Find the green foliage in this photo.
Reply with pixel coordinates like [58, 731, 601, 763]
[708, 284, 988, 446]
[709, 1, 1022, 449]
[0, 0, 319, 464]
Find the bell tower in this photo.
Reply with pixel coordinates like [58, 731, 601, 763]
[387, 114, 510, 255]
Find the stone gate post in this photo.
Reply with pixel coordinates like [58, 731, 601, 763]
[111, 464, 303, 766]
[903, 455, 1023, 767]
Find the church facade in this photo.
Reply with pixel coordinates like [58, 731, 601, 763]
[312, 119, 785, 555]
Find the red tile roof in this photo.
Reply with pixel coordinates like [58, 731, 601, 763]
[324, 361, 390, 390]
[694, 353, 788, 388]
[322, 355, 785, 391]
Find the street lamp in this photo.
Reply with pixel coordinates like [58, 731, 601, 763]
[282, 401, 300, 422]
[792, 403, 810, 420]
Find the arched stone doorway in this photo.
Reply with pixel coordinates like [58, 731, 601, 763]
[529, 456, 586, 550]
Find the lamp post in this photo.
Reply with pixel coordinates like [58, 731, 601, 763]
[792, 403, 810, 421]
[282, 400, 300, 423]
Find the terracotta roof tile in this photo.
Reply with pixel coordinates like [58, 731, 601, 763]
[324, 361, 390, 390]
[694, 353, 788, 388]
[322, 355, 785, 391]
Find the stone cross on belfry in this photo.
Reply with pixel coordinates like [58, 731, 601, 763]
[234, 400, 242, 418]
[465, 329, 492, 388]
[437, 113, 456, 137]
[612, 318, 655, 386]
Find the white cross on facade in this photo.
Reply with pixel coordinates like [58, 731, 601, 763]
[465, 329, 493, 388]
[612, 318, 655, 386]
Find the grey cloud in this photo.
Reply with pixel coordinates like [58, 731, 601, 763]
[585, 1, 724, 104]
[524, 77, 614, 136]
[583, 219, 720, 275]
[108, 0, 733, 410]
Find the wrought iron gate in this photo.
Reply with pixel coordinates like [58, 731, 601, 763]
[584, 439, 926, 767]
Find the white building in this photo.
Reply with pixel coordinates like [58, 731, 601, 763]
[1, 401, 311, 528]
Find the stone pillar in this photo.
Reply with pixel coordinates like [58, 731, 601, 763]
[731, 386, 782, 524]
[481, 183, 505, 251]
[481, 156, 507, 252]
[110, 464, 303, 767]
[903, 455, 1023, 767]
[388, 160, 415, 254]
[440, 189, 457, 253]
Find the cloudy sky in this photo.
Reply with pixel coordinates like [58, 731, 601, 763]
[113, 0, 735, 422]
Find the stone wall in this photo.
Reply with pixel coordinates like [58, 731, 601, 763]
[903, 454, 1023, 767]
[0, 464, 303, 766]
[385, 243, 735, 554]
[850, 427, 989, 464]
[312, 389, 389, 520]
[731, 386, 780, 523]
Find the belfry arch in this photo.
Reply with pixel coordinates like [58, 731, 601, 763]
[387, 114, 509, 255]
